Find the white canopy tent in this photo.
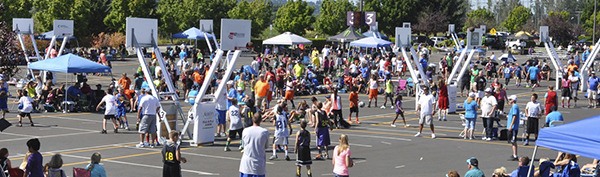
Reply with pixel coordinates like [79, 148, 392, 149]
[263, 32, 312, 45]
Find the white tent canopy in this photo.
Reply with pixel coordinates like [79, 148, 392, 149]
[263, 32, 312, 45]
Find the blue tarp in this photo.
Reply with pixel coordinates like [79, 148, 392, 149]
[28, 54, 111, 73]
[36, 31, 77, 40]
[537, 115, 600, 160]
[349, 37, 392, 48]
[172, 27, 214, 39]
[362, 31, 389, 40]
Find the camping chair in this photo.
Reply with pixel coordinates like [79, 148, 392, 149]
[396, 79, 408, 96]
[8, 168, 24, 177]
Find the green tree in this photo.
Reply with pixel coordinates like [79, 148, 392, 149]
[363, 0, 420, 36]
[464, 8, 496, 31]
[228, 0, 273, 38]
[157, 0, 185, 36]
[0, 0, 32, 23]
[273, 0, 315, 36]
[584, 11, 600, 37]
[314, 0, 354, 36]
[502, 5, 531, 32]
[104, 0, 156, 33]
[183, 0, 236, 37]
[0, 3, 22, 78]
[494, 0, 522, 27]
[420, 0, 469, 31]
[542, 11, 576, 46]
[103, 0, 128, 32]
[32, 0, 71, 33]
[414, 8, 448, 36]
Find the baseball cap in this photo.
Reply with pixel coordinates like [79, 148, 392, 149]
[469, 92, 476, 98]
[226, 80, 234, 85]
[466, 157, 479, 166]
[508, 95, 517, 101]
[484, 87, 493, 93]
[237, 87, 243, 91]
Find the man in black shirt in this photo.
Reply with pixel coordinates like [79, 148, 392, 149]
[162, 131, 187, 177]
[475, 72, 487, 104]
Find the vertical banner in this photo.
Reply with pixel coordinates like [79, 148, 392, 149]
[448, 85, 457, 113]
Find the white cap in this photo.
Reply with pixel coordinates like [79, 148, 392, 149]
[237, 87, 243, 91]
[469, 92, 476, 98]
[226, 80, 234, 85]
[484, 87, 493, 93]
[508, 95, 518, 101]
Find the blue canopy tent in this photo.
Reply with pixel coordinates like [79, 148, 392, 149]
[36, 31, 77, 40]
[29, 54, 111, 73]
[349, 37, 392, 48]
[172, 27, 214, 39]
[29, 54, 111, 113]
[527, 115, 600, 177]
[362, 30, 389, 40]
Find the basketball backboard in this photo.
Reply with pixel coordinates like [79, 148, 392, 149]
[199, 19, 213, 33]
[448, 24, 455, 33]
[467, 28, 483, 47]
[125, 17, 158, 47]
[53, 20, 74, 37]
[13, 18, 34, 34]
[220, 19, 251, 51]
[395, 27, 411, 47]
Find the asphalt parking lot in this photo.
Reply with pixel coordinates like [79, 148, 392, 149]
[1, 50, 597, 176]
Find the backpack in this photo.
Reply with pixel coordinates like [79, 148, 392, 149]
[562, 79, 570, 88]
[561, 160, 581, 177]
[0, 159, 6, 177]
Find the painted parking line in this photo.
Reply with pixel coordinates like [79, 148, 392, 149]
[329, 132, 411, 142]
[61, 153, 220, 176]
[8, 142, 139, 159]
[118, 145, 276, 165]
[0, 131, 98, 143]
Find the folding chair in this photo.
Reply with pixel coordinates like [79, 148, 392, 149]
[459, 114, 467, 137]
[396, 79, 408, 96]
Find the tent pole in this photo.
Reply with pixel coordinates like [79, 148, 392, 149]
[64, 74, 68, 113]
[527, 145, 538, 177]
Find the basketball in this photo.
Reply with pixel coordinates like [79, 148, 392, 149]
[358, 101, 365, 108]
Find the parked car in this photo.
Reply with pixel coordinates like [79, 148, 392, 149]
[430, 36, 448, 47]
[412, 35, 434, 46]
[507, 39, 527, 50]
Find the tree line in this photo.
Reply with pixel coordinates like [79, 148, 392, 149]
[0, 0, 597, 45]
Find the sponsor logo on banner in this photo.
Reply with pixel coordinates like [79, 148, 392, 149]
[228, 32, 245, 39]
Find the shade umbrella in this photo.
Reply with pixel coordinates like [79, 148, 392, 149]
[263, 32, 312, 45]
[499, 53, 517, 63]
[349, 37, 392, 48]
[29, 54, 111, 112]
[172, 27, 214, 39]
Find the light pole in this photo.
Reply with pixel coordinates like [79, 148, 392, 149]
[594, 0, 597, 43]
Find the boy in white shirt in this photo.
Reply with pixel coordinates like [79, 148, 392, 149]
[225, 99, 244, 151]
[524, 93, 543, 146]
[270, 103, 292, 161]
[96, 89, 119, 134]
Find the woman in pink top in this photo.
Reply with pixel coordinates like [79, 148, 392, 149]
[332, 134, 352, 177]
